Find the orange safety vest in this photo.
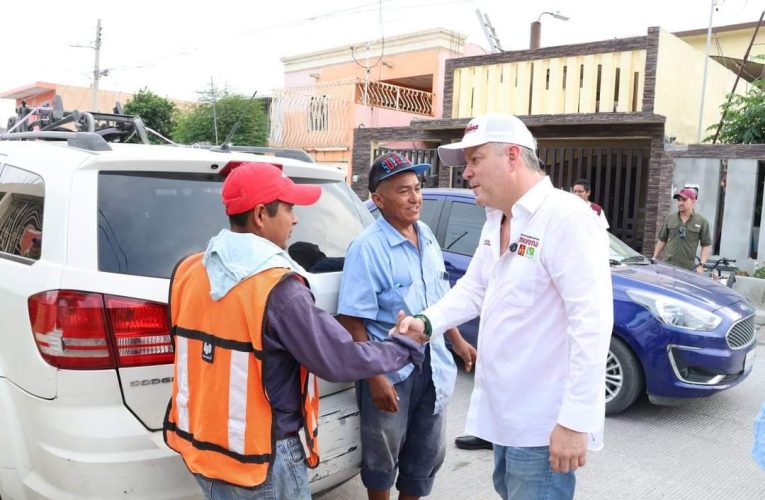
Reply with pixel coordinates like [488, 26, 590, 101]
[163, 253, 320, 488]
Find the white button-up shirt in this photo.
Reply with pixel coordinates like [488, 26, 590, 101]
[425, 176, 613, 448]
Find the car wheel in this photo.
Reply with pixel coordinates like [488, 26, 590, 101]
[605, 337, 644, 415]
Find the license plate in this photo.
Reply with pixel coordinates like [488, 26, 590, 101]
[745, 348, 756, 373]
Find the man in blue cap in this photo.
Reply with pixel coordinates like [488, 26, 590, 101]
[338, 152, 476, 500]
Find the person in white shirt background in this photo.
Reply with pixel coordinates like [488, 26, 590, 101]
[396, 113, 613, 500]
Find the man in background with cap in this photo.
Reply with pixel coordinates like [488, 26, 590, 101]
[652, 187, 711, 272]
[395, 114, 613, 500]
[164, 162, 428, 499]
[337, 152, 476, 500]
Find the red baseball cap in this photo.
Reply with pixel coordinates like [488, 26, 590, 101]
[673, 187, 697, 201]
[221, 162, 322, 215]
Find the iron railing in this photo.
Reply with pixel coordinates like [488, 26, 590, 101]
[357, 81, 434, 116]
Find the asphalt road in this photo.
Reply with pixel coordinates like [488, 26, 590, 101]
[317, 341, 765, 499]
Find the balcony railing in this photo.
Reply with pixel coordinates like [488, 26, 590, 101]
[356, 81, 434, 116]
[269, 79, 435, 149]
[269, 79, 355, 149]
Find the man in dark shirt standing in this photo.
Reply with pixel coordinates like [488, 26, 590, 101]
[164, 162, 426, 500]
[652, 187, 712, 272]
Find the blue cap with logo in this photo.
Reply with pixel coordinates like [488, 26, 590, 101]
[368, 152, 430, 192]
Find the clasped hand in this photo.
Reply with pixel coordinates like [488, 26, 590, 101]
[391, 310, 430, 345]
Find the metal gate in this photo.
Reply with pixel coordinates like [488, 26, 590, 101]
[451, 146, 650, 251]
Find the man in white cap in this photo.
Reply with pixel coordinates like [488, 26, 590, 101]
[396, 114, 613, 499]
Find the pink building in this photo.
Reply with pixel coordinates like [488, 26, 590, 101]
[269, 29, 484, 176]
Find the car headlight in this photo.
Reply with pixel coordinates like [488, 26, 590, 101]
[626, 289, 722, 331]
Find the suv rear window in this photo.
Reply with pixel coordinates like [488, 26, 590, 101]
[98, 171, 370, 278]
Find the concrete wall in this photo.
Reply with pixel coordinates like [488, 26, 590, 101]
[654, 29, 745, 144]
[679, 26, 765, 62]
[668, 146, 765, 272]
[720, 159, 758, 263]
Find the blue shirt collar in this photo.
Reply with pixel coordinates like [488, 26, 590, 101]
[377, 217, 435, 249]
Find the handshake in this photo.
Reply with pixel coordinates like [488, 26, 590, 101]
[391, 310, 477, 372]
[391, 311, 430, 345]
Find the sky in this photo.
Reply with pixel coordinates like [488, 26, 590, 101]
[1, 0, 763, 123]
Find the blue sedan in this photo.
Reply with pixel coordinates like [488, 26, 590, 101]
[366, 188, 758, 414]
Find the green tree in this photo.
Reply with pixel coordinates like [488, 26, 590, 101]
[173, 89, 268, 146]
[707, 79, 765, 144]
[123, 88, 177, 143]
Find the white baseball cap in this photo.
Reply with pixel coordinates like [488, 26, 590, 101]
[438, 113, 537, 167]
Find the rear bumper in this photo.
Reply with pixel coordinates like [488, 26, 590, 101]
[310, 387, 362, 494]
[0, 376, 201, 500]
[0, 379, 361, 499]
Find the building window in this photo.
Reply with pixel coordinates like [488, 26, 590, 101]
[0, 164, 45, 261]
[308, 95, 329, 132]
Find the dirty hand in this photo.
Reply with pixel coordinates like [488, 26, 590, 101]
[549, 424, 588, 473]
[367, 374, 399, 413]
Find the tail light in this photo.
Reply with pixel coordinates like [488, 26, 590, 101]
[28, 290, 173, 370]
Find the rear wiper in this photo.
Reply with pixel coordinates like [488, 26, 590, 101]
[621, 255, 648, 264]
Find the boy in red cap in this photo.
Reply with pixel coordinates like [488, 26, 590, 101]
[164, 162, 428, 499]
[653, 187, 711, 272]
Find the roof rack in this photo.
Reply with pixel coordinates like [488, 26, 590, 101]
[0, 131, 112, 151]
[3, 95, 151, 146]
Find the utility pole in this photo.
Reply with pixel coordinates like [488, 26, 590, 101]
[92, 19, 103, 112]
[71, 19, 107, 112]
[697, 0, 716, 142]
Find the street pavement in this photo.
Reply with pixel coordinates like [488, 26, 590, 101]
[317, 340, 765, 499]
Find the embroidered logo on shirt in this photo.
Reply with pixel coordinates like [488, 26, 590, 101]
[517, 234, 541, 260]
[482, 239, 491, 246]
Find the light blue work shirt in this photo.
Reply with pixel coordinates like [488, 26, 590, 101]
[338, 217, 457, 414]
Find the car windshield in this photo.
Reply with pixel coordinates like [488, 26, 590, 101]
[608, 232, 647, 264]
[98, 171, 371, 278]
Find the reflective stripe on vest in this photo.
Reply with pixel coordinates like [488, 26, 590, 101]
[163, 253, 320, 488]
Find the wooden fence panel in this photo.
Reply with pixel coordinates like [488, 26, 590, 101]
[579, 54, 598, 113]
[563, 56, 580, 113]
[546, 58, 565, 114]
[598, 52, 616, 113]
[615, 51, 632, 112]
[514, 61, 532, 115]
[471, 66, 489, 115]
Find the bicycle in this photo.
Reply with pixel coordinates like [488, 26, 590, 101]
[701, 256, 737, 288]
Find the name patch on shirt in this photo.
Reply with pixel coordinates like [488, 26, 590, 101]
[517, 234, 541, 260]
[482, 239, 491, 246]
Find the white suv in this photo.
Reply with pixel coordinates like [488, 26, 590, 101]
[0, 132, 371, 499]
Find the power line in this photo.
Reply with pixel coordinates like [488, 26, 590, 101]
[107, 0, 471, 76]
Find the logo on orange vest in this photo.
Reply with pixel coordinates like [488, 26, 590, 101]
[202, 341, 214, 363]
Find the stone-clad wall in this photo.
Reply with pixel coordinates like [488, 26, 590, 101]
[351, 126, 458, 200]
